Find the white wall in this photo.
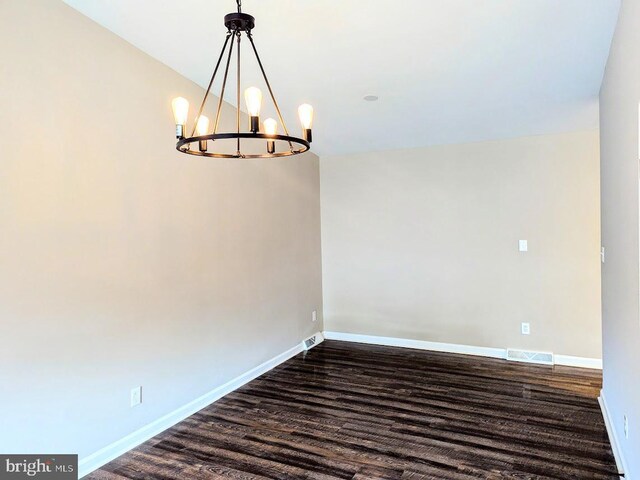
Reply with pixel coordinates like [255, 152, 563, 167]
[321, 131, 601, 359]
[599, 0, 640, 475]
[0, 0, 322, 461]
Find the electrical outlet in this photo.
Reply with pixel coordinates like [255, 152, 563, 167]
[624, 415, 629, 439]
[521, 322, 530, 335]
[312, 310, 317, 322]
[519, 240, 528, 252]
[130, 386, 142, 407]
[601, 247, 605, 264]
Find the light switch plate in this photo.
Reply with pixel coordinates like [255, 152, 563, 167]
[521, 322, 531, 335]
[312, 310, 317, 322]
[519, 240, 528, 252]
[624, 415, 629, 439]
[131, 386, 142, 407]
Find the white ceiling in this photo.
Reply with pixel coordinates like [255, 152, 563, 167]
[64, 0, 620, 156]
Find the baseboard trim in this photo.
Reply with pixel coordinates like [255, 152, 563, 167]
[599, 391, 628, 477]
[322, 331, 602, 369]
[323, 331, 506, 359]
[555, 354, 602, 369]
[79, 333, 323, 478]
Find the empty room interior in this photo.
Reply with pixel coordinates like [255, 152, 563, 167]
[2, 0, 640, 478]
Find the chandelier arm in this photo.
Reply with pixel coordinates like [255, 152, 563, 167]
[190, 32, 233, 138]
[246, 32, 294, 151]
[236, 31, 241, 156]
[213, 29, 236, 134]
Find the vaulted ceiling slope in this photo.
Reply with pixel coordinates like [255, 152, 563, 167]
[64, 0, 620, 156]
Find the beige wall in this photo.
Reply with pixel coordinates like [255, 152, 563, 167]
[0, 0, 322, 460]
[600, 0, 640, 475]
[321, 131, 601, 359]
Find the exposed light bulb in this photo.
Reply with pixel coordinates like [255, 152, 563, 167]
[172, 97, 189, 125]
[196, 115, 210, 152]
[196, 115, 210, 135]
[172, 97, 189, 138]
[244, 87, 263, 117]
[264, 118, 277, 135]
[264, 118, 277, 154]
[298, 104, 313, 143]
[298, 104, 314, 129]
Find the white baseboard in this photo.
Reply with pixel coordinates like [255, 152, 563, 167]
[599, 391, 628, 477]
[555, 354, 602, 369]
[79, 333, 323, 478]
[323, 331, 506, 359]
[322, 331, 602, 369]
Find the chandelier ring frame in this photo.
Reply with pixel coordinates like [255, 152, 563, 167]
[176, 132, 310, 159]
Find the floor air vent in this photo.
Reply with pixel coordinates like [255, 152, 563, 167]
[302, 332, 324, 351]
[506, 348, 554, 365]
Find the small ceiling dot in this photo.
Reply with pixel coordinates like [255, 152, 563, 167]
[364, 95, 379, 102]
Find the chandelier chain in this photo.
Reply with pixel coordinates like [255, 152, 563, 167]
[236, 0, 241, 13]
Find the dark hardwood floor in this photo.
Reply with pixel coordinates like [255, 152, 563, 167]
[88, 340, 619, 479]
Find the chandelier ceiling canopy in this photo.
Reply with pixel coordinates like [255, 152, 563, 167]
[171, 0, 314, 159]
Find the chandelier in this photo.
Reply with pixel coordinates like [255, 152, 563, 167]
[171, 0, 314, 159]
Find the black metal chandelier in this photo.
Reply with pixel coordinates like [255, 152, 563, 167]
[171, 0, 314, 159]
